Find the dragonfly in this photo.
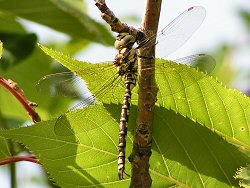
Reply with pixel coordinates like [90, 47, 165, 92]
[37, 6, 215, 180]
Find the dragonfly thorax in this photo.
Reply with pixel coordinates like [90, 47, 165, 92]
[114, 47, 137, 76]
[114, 33, 139, 76]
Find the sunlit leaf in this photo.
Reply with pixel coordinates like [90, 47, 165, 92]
[156, 59, 250, 149]
[1, 44, 247, 186]
[0, 105, 131, 187]
[38, 45, 250, 148]
[38, 44, 125, 104]
[0, 103, 248, 187]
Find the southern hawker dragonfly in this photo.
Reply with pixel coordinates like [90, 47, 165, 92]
[37, 6, 215, 179]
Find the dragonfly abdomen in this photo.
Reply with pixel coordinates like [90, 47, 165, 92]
[118, 73, 137, 179]
[115, 48, 137, 76]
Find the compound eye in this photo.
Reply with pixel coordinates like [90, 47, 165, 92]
[122, 35, 135, 47]
[114, 33, 135, 49]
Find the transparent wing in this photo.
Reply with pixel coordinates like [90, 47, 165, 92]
[139, 6, 206, 57]
[53, 73, 124, 136]
[37, 62, 129, 136]
[173, 54, 216, 74]
[37, 61, 119, 102]
[37, 72, 89, 99]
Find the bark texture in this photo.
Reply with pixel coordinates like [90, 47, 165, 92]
[129, 0, 162, 187]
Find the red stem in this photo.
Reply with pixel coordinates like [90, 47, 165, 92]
[0, 76, 41, 123]
[0, 155, 42, 165]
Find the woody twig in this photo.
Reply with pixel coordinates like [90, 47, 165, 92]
[94, 0, 140, 37]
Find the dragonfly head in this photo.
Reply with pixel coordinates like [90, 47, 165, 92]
[114, 33, 136, 50]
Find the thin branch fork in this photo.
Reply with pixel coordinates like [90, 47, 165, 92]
[94, 0, 140, 37]
[0, 76, 41, 123]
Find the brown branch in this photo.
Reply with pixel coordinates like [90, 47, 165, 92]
[0, 76, 41, 123]
[129, 0, 162, 187]
[0, 155, 41, 165]
[95, 0, 161, 185]
[94, 0, 140, 37]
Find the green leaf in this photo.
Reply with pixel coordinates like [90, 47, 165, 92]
[25, 45, 250, 186]
[0, 104, 248, 187]
[0, 11, 26, 33]
[0, 0, 114, 46]
[156, 59, 250, 149]
[38, 45, 250, 149]
[151, 107, 248, 187]
[0, 104, 131, 187]
[38, 44, 126, 104]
